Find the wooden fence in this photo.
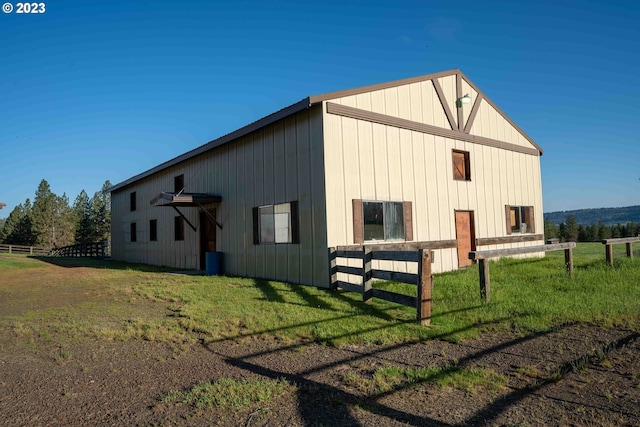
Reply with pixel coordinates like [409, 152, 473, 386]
[468, 242, 576, 302]
[329, 245, 433, 325]
[0, 244, 51, 256]
[50, 241, 111, 259]
[602, 236, 640, 266]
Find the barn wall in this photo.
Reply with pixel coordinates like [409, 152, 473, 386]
[322, 77, 544, 274]
[111, 105, 330, 287]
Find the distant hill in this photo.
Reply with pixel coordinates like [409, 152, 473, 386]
[544, 205, 640, 226]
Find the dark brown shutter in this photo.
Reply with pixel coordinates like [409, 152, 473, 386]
[505, 205, 512, 235]
[252, 207, 260, 244]
[403, 201, 413, 241]
[290, 201, 299, 244]
[526, 206, 535, 234]
[353, 199, 364, 244]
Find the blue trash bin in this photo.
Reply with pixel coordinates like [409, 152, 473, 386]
[205, 252, 223, 276]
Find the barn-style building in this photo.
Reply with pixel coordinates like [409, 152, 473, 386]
[107, 69, 544, 287]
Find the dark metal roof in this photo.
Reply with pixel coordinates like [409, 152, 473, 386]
[150, 192, 221, 207]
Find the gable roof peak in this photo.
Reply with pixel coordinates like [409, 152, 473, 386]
[309, 68, 462, 104]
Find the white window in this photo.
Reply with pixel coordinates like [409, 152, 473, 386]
[363, 201, 405, 241]
[254, 201, 299, 244]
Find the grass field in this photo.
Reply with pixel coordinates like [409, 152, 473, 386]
[1, 242, 639, 348]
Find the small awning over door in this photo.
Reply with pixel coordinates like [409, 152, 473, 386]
[150, 192, 221, 207]
[150, 192, 223, 230]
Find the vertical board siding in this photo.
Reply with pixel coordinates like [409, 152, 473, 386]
[325, 76, 544, 273]
[111, 106, 329, 287]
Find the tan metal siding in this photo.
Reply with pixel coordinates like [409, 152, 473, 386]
[322, 91, 544, 273]
[111, 106, 329, 287]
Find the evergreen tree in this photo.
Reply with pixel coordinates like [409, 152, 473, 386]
[564, 215, 579, 242]
[2, 179, 111, 247]
[1, 200, 35, 245]
[30, 179, 57, 247]
[90, 180, 111, 242]
[577, 224, 586, 242]
[73, 190, 93, 244]
[30, 180, 77, 247]
[544, 217, 559, 240]
[53, 193, 75, 247]
[597, 220, 611, 241]
[611, 224, 622, 238]
[578, 222, 597, 242]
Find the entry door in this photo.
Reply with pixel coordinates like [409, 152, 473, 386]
[199, 209, 217, 269]
[455, 211, 475, 268]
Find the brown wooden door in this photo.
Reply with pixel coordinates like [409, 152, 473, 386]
[455, 211, 475, 268]
[199, 209, 217, 269]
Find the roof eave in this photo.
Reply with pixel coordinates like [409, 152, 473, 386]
[107, 97, 313, 193]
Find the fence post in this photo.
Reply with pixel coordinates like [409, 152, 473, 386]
[479, 259, 490, 302]
[627, 242, 633, 259]
[30, 246, 33, 255]
[416, 249, 432, 326]
[362, 246, 373, 301]
[328, 247, 337, 290]
[605, 244, 613, 267]
[564, 247, 574, 276]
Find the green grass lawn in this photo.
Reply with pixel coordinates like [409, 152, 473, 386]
[1, 242, 639, 347]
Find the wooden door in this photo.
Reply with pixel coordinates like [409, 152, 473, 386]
[455, 211, 475, 268]
[199, 209, 217, 269]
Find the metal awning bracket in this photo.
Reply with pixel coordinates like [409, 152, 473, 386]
[172, 206, 197, 232]
[196, 201, 223, 229]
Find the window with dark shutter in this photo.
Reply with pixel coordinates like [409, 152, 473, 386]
[452, 150, 471, 181]
[506, 205, 535, 234]
[353, 199, 364, 244]
[130, 222, 137, 242]
[354, 199, 412, 243]
[404, 201, 413, 241]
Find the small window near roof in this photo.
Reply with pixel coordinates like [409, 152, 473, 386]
[130, 192, 137, 211]
[452, 150, 471, 181]
[174, 174, 184, 193]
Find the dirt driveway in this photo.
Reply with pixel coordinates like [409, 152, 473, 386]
[1, 322, 638, 426]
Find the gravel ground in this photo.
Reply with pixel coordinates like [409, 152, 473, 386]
[1, 323, 638, 426]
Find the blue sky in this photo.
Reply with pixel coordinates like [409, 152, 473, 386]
[1, 0, 638, 217]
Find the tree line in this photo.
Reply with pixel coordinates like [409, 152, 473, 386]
[544, 205, 640, 227]
[544, 215, 640, 242]
[0, 179, 111, 248]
